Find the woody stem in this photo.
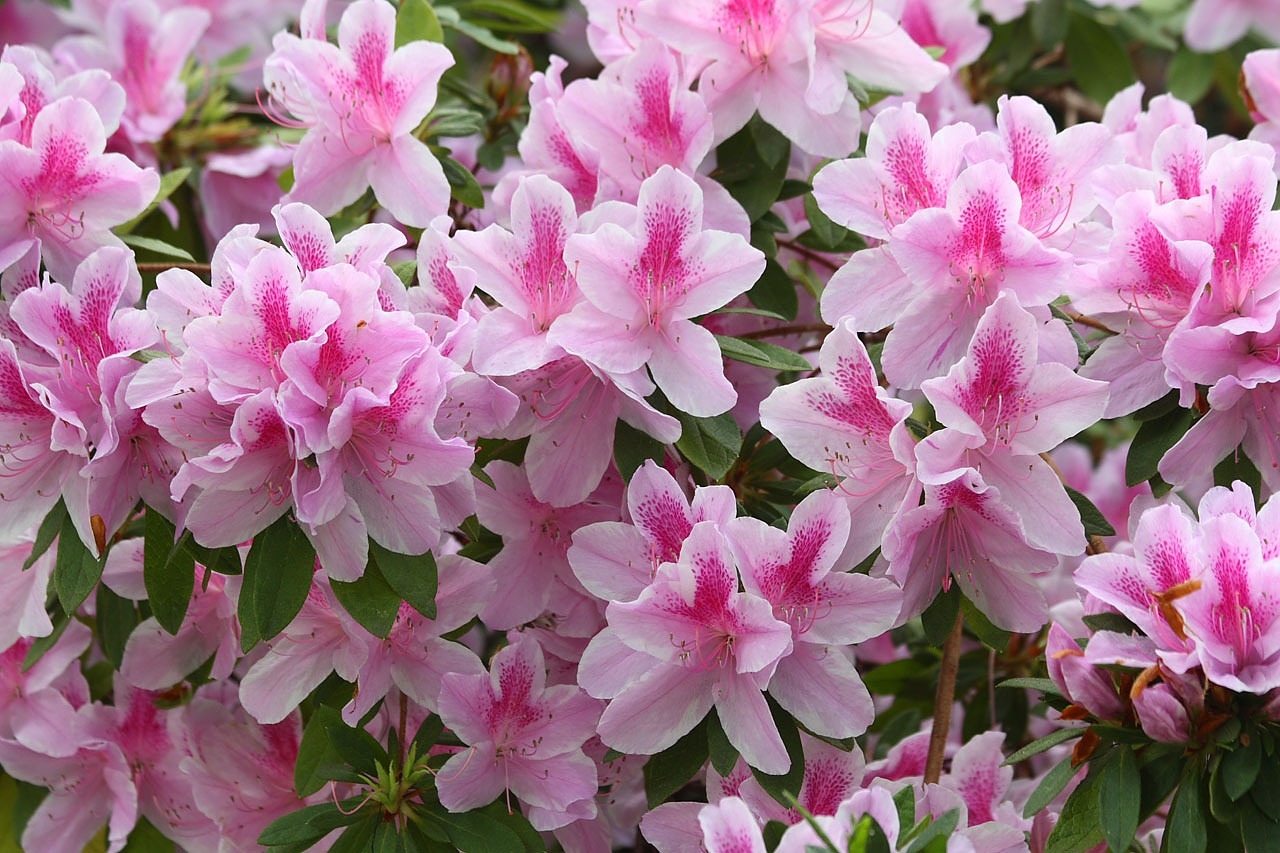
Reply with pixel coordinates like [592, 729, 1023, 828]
[925, 611, 964, 784]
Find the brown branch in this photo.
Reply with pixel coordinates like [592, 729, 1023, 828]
[777, 238, 843, 273]
[136, 262, 211, 274]
[925, 611, 964, 784]
[1063, 311, 1116, 334]
[736, 323, 832, 341]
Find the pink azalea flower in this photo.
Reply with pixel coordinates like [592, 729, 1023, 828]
[54, 0, 209, 143]
[0, 44, 125, 146]
[1183, 0, 1280, 53]
[579, 522, 794, 773]
[758, 319, 919, 564]
[178, 693, 324, 851]
[493, 355, 680, 507]
[570, 458, 737, 603]
[476, 460, 618, 629]
[1074, 502, 1201, 671]
[697, 796, 767, 853]
[508, 56, 599, 211]
[881, 159, 1071, 386]
[921, 294, 1109, 457]
[1045, 623, 1125, 721]
[263, 0, 454, 226]
[199, 147, 295, 245]
[0, 95, 158, 281]
[737, 735, 866, 826]
[452, 174, 585, 376]
[343, 554, 492, 722]
[437, 637, 603, 831]
[965, 95, 1119, 240]
[885, 461, 1057, 632]
[726, 490, 901, 738]
[555, 166, 764, 417]
[273, 201, 406, 279]
[1178, 513, 1280, 693]
[0, 623, 91, 756]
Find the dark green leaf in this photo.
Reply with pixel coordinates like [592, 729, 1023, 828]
[1064, 486, 1116, 538]
[428, 105, 487, 138]
[675, 411, 742, 481]
[369, 540, 437, 621]
[393, 261, 418, 287]
[1045, 764, 1104, 853]
[778, 179, 812, 200]
[96, 584, 139, 669]
[1250, 755, 1280, 820]
[1214, 448, 1262, 496]
[294, 706, 348, 797]
[329, 816, 379, 853]
[458, 0, 560, 33]
[434, 6, 520, 53]
[893, 786, 916, 829]
[331, 557, 402, 639]
[614, 420, 666, 482]
[1004, 728, 1084, 766]
[122, 818, 176, 852]
[431, 806, 527, 852]
[1164, 760, 1208, 853]
[921, 586, 960, 646]
[747, 259, 798, 321]
[997, 677, 1063, 697]
[1064, 14, 1134, 106]
[1100, 747, 1141, 853]
[1168, 48, 1216, 103]
[1082, 612, 1138, 635]
[644, 718, 710, 808]
[961, 595, 1011, 651]
[1126, 406, 1194, 487]
[119, 233, 196, 262]
[397, 0, 444, 45]
[24, 500, 66, 570]
[802, 193, 854, 253]
[184, 539, 242, 575]
[707, 710, 739, 777]
[1030, 0, 1067, 45]
[441, 156, 485, 209]
[144, 510, 195, 634]
[239, 514, 315, 651]
[54, 513, 102, 614]
[1024, 756, 1079, 819]
[903, 809, 960, 853]
[1223, 739, 1262, 802]
[716, 335, 812, 372]
[716, 117, 789, 221]
[259, 801, 363, 847]
[1238, 801, 1280, 853]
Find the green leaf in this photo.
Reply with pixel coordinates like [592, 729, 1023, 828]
[369, 540, 437, 621]
[144, 510, 195, 634]
[239, 514, 316, 651]
[1064, 486, 1117, 538]
[643, 718, 710, 808]
[431, 806, 527, 853]
[121, 818, 176, 852]
[1045, 764, 1104, 853]
[1064, 13, 1134, 106]
[961, 595, 1011, 651]
[396, 0, 444, 45]
[1238, 801, 1280, 853]
[1213, 448, 1262, 496]
[331, 557, 402, 638]
[675, 411, 742, 481]
[1164, 762, 1208, 853]
[750, 699, 805, 807]
[1024, 756, 1079, 819]
[997, 677, 1064, 697]
[614, 420, 666, 482]
[458, 0, 560, 33]
[747, 259, 799, 321]
[903, 809, 960, 853]
[294, 707, 346, 797]
[1099, 747, 1141, 853]
[392, 261, 418, 287]
[716, 116, 789, 221]
[1004, 728, 1084, 766]
[1082, 612, 1138, 635]
[329, 816, 379, 853]
[259, 801, 364, 847]
[119, 233, 196, 263]
[183, 539, 242, 575]
[95, 584, 139, 670]
[921, 585, 960, 646]
[706, 710, 739, 777]
[1125, 405, 1194, 487]
[432, 6, 519, 53]
[54, 513, 103, 614]
[1030, 0, 1067, 45]
[1223, 739, 1262, 802]
[1250, 755, 1280, 821]
[427, 105, 487, 138]
[441, 156, 485, 209]
[24, 500, 66, 570]
[1167, 47, 1216, 103]
[715, 335, 812, 372]
[115, 168, 192, 234]
[801, 193, 855, 253]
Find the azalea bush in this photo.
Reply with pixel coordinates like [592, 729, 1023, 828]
[1, 0, 1280, 850]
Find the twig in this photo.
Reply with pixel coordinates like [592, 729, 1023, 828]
[925, 610, 964, 784]
[736, 323, 832, 341]
[136, 262, 211, 274]
[777, 238, 843, 273]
